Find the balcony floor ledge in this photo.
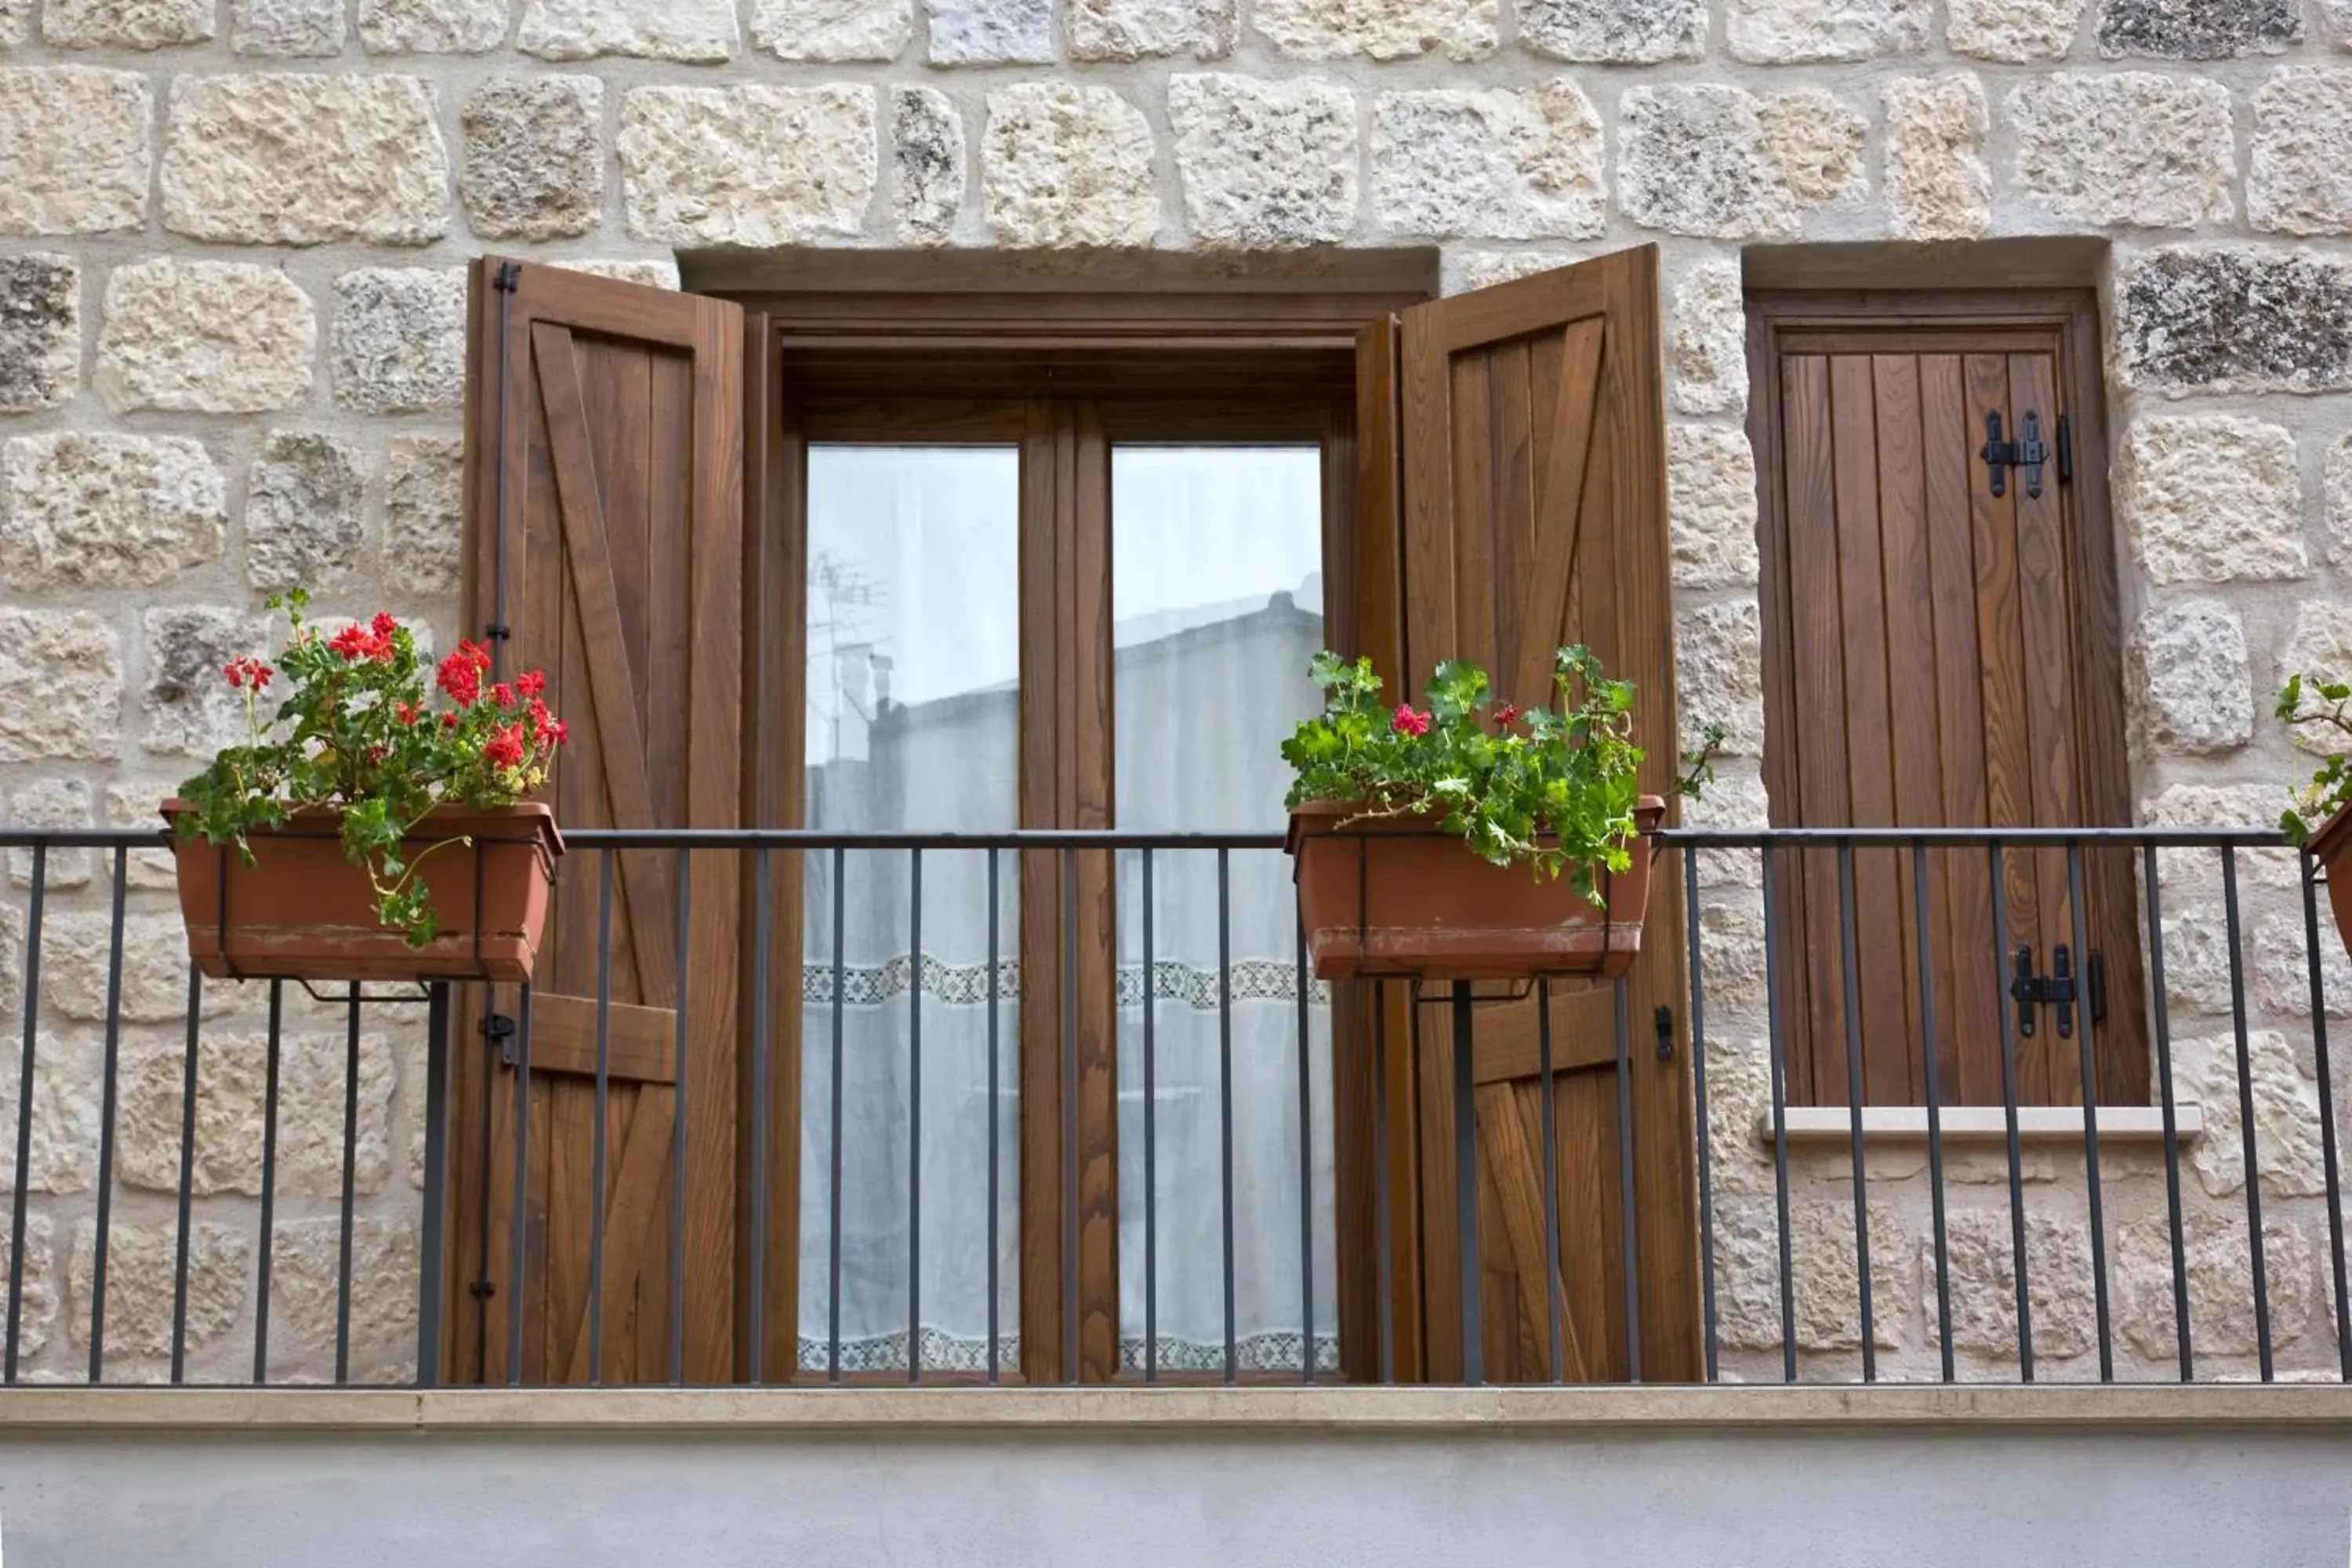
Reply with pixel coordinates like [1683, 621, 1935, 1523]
[5, 1382, 2352, 1434]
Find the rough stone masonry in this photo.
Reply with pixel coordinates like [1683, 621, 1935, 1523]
[5, 0, 2352, 1382]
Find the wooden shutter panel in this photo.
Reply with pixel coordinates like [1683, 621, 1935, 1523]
[1368, 244, 1700, 1381]
[450, 259, 745, 1385]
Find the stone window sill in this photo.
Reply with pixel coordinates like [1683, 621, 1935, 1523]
[1757, 1105, 2205, 1146]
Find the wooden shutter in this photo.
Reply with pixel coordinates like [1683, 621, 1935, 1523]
[1357, 245, 1700, 1382]
[449, 259, 745, 1384]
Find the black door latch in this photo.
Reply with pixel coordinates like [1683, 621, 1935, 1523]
[2009, 944, 2107, 1040]
[481, 1011, 517, 1068]
[1982, 411, 2053, 499]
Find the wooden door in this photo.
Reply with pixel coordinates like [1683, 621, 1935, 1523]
[451, 259, 745, 1383]
[1750, 292, 2145, 1109]
[1361, 245, 1700, 1382]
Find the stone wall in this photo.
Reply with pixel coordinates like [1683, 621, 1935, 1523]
[5, 0, 2352, 1381]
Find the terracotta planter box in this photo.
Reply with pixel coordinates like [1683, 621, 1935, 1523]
[1286, 796, 1666, 982]
[2309, 801, 2352, 969]
[163, 801, 563, 985]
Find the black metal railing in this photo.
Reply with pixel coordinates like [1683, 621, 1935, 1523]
[0, 823, 2340, 1389]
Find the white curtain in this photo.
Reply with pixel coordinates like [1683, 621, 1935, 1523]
[797, 443, 1335, 1374]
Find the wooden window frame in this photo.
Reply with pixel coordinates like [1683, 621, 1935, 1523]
[1745, 288, 2142, 1110]
[731, 291, 1420, 1383]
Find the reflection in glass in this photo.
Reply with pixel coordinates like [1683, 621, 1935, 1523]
[799, 445, 1020, 1374]
[1111, 445, 1337, 1374]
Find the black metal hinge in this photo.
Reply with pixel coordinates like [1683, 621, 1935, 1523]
[1982, 411, 2054, 499]
[2010, 944, 2107, 1040]
[481, 1010, 517, 1068]
[492, 260, 521, 293]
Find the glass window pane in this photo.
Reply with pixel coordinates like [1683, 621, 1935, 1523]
[800, 444, 1020, 1376]
[1111, 444, 1336, 1375]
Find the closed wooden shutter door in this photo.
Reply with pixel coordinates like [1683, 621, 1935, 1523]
[1365, 245, 1700, 1381]
[450, 260, 745, 1384]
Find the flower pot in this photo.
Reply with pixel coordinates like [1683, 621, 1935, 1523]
[1285, 797, 1666, 982]
[2308, 801, 2352, 970]
[162, 801, 563, 985]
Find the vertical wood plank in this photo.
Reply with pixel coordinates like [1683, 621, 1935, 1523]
[1874, 354, 1937, 1106]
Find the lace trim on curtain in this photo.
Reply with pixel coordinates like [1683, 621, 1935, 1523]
[794, 1327, 1342, 1374]
[801, 956, 1332, 1010]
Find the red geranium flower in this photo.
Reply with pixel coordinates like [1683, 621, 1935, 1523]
[1392, 705, 1432, 738]
[483, 723, 526, 770]
[1495, 702, 1519, 726]
[437, 642, 488, 706]
[490, 682, 517, 710]
[516, 670, 546, 699]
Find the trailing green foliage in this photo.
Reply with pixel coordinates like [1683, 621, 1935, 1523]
[2278, 671, 2352, 847]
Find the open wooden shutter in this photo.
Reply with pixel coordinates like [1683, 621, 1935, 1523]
[450, 259, 744, 1384]
[1359, 245, 1700, 1381]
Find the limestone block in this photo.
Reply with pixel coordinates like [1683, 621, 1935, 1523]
[0, 1037, 100, 1194]
[359, 0, 507, 50]
[1886, 75, 1988, 241]
[1440, 250, 1579, 295]
[103, 781, 180, 891]
[1070, 0, 1230, 58]
[2126, 601, 2252, 755]
[1257, 0, 1492, 60]
[384, 434, 462, 597]
[891, 88, 962, 245]
[463, 75, 602, 240]
[1671, 260, 1746, 418]
[1715, 1198, 1911, 1352]
[2113, 249, 2352, 395]
[1669, 425, 1759, 590]
[1, 434, 225, 590]
[0, 610, 120, 763]
[0, 0, 24, 42]
[1682, 768, 1769, 890]
[982, 85, 1156, 250]
[753, 0, 907, 56]
[43, 0, 212, 46]
[231, 0, 347, 54]
[1371, 82, 1604, 241]
[332, 267, 463, 414]
[67, 1220, 248, 1358]
[2158, 903, 2242, 1018]
[2327, 433, 2352, 566]
[2252, 910, 2352, 1018]
[245, 431, 368, 593]
[1695, 893, 1769, 1022]
[0, 255, 78, 414]
[619, 85, 876, 248]
[7, 779, 93, 891]
[2118, 1210, 2317, 1360]
[519, 0, 735, 58]
[1520, 0, 1700, 61]
[1947, 0, 2083, 60]
[269, 1217, 419, 1375]
[2251, 70, 2352, 238]
[2142, 783, 2299, 891]
[2008, 73, 2234, 229]
[2097, 0, 2299, 59]
[1676, 599, 1766, 757]
[1618, 85, 1865, 241]
[2282, 600, 2352, 691]
[48, 913, 242, 1024]
[2178, 1029, 2326, 1198]
[1, 1217, 56, 1362]
[1699, 1037, 1777, 1195]
[118, 1033, 396, 1198]
[927, 0, 1048, 60]
[162, 74, 448, 247]
[2120, 418, 2304, 584]
[139, 605, 269, 759]
[1173, 74, 1355, 250]
[94, 260, 314, 415]
[1924, 1208, 2096, 1363]
[0, 68, 152, 237]
[1727, 0, 1926, 63]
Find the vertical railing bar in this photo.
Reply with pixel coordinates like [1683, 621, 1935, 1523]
[2301, 850, 2350, 1381]
[1684, 848, 1718, 1385]
[986, 847, 1002, 1385]
[1142, 848, 1157, 1384]
[1373, 981, 1394, 1385]
[87, 846, 127, 1384]
[1451, 981, 1480, 1385]
[828, 844, 845, 1384]
[1296, 902, 1316, 1383]
[1613, 976, 1641, 1385]
[169, 962, 201, 1384]
[416, 982, 452, 1388]
[666, 850, 691, 1386]
[748, 846, 771, 1385]
[254, 980, 284, 1384]
[2066, 843, 2112, 1383]
[1218, 848, 1237, 1386]
[2221, 846, 2274, 1381]
[2147, 844, 2193, 1382]
[1913, 841, 1953, 1383]
[1063, 847, 1082, 1384]
[907, 845, 923, 1385]
[5, 843, 44, 1385]
[334, 981, 361, 1385]
[1835, 844, 1875, 1381]
[1759, 845, 1797, 1382]
[587, 849, 615, 1385]
[505, 982, 533, 1385]
[1537, 977, 1564, 1385]
[1989, 844, 2034, 1381]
